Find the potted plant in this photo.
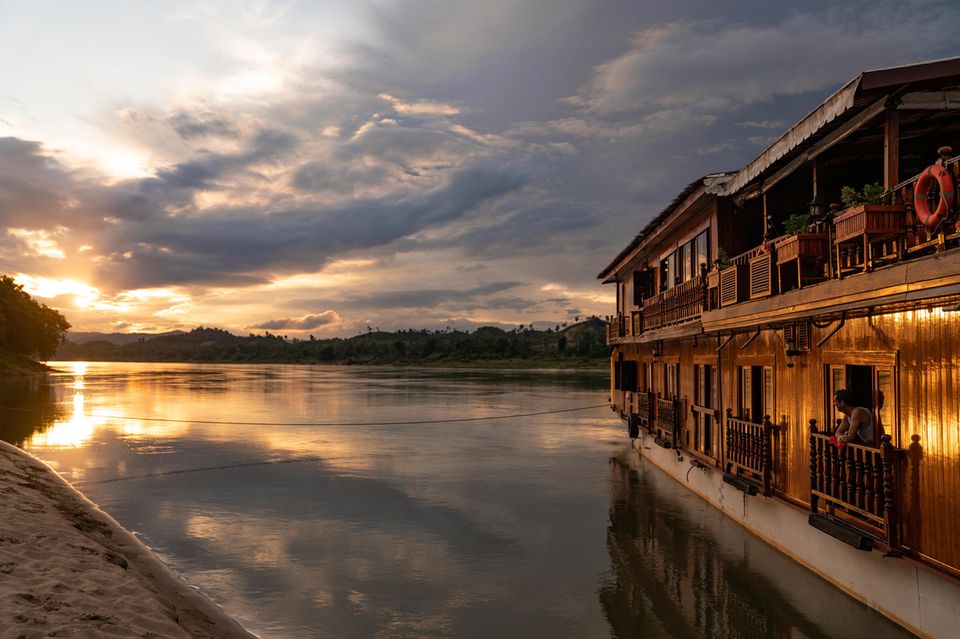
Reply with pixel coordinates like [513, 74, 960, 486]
[833, 182, 905, 245]
[832, 182, 906, 275]
[775, 211, 829, 290]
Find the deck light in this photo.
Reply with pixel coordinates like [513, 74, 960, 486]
[784, 334, 800, 368]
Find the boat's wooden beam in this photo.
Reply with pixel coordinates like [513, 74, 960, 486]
[761, 96, 889, 195]
[884, 108, 899, 191]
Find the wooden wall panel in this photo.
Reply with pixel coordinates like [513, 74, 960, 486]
[616, 306, 960, 573]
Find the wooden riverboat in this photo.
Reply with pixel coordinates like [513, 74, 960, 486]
[598, 57, 960, 639]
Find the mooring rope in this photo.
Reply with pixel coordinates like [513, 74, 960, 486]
[0, 402, 609, 427]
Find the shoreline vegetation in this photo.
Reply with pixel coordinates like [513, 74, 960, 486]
[0, 275, 70, 376]
[54, 318, 609, 368]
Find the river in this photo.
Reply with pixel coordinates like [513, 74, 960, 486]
[0, 362, 910, 638]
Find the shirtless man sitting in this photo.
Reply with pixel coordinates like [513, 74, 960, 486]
[833, 388, 876, 446]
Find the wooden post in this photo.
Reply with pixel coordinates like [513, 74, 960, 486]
[809, 419, 819, 513]
[881, 434, 900, 547]
[762, 415, 773, 496]
[725, 408, 733, 472]
[812, 158, 825, 202]
[762, 192, 769, 235]
[884, 108, 900, 199]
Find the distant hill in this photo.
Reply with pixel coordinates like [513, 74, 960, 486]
[66, 330, 186, 345]
[54, 320, 608, 367]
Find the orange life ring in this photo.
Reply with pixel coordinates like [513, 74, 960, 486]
[914, 164, 954, 228]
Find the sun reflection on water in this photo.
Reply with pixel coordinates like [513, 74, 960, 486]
[30, 390, 103, 448]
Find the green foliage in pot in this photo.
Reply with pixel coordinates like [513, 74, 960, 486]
[783, 212, 813, 235]
[840, 182, 890, 208]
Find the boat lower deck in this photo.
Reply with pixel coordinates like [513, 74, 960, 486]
[624, 429, 960, 638]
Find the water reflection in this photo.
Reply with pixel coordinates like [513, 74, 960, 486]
[0, 374, 62, 445]
[602, 454, 912, 639]
[2, 363, 914, 638]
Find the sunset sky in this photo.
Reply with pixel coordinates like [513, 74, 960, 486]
[2, 1, 958, 337]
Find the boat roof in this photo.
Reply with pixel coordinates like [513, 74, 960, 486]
[597, 55, 960, 282]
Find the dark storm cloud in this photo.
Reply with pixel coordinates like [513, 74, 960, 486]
[573, 4, 958, 117]
[167, 111, 241, 140]
[395, 196, 601, 260]
[0, 137, 80, 229]
[298, 281, 524, 312]
[250, 311, 340, 330]
[92, 166, 526, 289]
[153, 128, 298, 190]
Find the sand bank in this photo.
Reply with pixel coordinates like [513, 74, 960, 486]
[0, 440, 256, 638]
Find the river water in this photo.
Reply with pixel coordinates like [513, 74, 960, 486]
[1, 362, 910, 638]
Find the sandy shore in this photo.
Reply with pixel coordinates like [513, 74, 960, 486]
[0, 440, 257, 638]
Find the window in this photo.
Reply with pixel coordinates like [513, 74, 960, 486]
[739, 365, 773, 424]
[663, 362, 679, 399]
[693, 364, 717, 457]
[679, 242, 691, 283]
[824, 361, 896, 445]
[622, 361, 638, 392]
[660, 256, 674, 292]
[633, 269, 652, 305]
[693, 230, 710, 276]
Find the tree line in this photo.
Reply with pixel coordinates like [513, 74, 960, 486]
[0, 276, 70, 363]
[55, 319, 609, 366]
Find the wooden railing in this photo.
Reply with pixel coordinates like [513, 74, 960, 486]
[642, 294, 662, 330]
[656, 396, 680, 447]
[637, 391, 655, 432]
[809, 420, 902, 544]
[674, 277, 705, 323]
[606, 315, 628, 342]
[642, 278, 705, 330]
[724, 410, 774, 495]
[631, 310, 643, 336]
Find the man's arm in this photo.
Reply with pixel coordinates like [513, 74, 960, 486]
[845, 408, 871, 442]
[835, 416, 851, 439]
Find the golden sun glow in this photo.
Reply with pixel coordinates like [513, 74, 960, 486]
[96, 148, 153, 180]
[16, 274, 101, 308]
[30, 391, 103, 448]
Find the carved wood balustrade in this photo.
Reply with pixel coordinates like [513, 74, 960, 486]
[642, 278, 705, 331]
[656, 396, 680, 447]
[723, 410, 774, 495]
[809, 420, 902, 546]
[637, 390, 655, 433]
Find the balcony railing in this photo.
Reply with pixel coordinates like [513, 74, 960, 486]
[689, 168, 960, 314]
[642, 277, 705, 331]
[637, 390, 655, 432]
[606, 315, 628, 343]
[809, 420, 902, 546]
[631, 310, 642, 335]
[723, 410, 774, 495]
[655, 396, 680, 447]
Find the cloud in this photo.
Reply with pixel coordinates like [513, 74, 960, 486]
[310, 281, 524, 311]
[167, 110, 241, 140]
[5, 0, 959, 337]
[574, 3, 958, 116]
[250, 311, 341, 330]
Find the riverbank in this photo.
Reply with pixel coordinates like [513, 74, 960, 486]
[0, 440, 256, 638]
[0, 350, 51, 376]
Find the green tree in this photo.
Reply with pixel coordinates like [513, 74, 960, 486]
[0, 276, 70, 359]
